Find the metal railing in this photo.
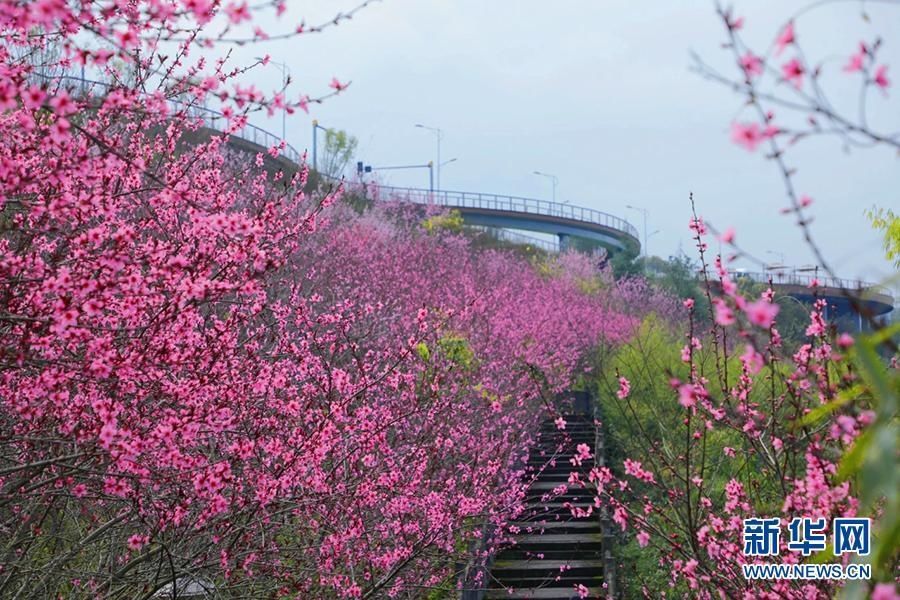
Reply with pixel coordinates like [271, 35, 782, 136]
[45, 73, 638, 245]
[729, 270, 893, 298]
[40, 74, 303, 164]
[370, 184, 640, 242]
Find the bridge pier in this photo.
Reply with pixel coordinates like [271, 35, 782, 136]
[558, 233, 571, 252]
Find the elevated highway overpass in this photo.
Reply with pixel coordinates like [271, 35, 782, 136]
[52, 73, 640, 254]
[367, 185, 640, 253]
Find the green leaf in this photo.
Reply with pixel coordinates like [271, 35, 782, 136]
[836, 429, 872, 482]
[795, 384, 865, 428]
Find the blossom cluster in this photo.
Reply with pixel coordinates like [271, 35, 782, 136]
[0, 5, 645, 594]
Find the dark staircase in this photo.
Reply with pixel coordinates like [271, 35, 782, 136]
[485, 414, 607, 599]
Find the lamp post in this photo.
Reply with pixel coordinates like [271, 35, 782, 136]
[765, 250, 786, 270]
[311, 120, 331, 173]
[626, 204, 649, 258]
[440, 158, 457, 188]
[256, 57, 290, 140]
[415, 124, 443, 190]
[533, 171, 559, 203]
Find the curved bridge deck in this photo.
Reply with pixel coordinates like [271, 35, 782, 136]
[52, 74, 638, 253]
[371, 185, 640, 253]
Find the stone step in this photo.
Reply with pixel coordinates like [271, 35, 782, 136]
[491, 559, 604, 579]
[527, 473, 587, 483]
[487, 573, 603, 589]
[498, 549, 604, 562]
[511, 533, 603, 544]
[526, 461, 594, 468]
[484, 586, 603, 599]
[487, 409, 605, 599]
[526, 488, 594, 499]
[528, 481, 593, 490]
[507, 521, 602, 533]
[518, 506, 596, 521]
[527, 455, 595, 463]
[534, 436, 595, 444]
[525, 469, 595, 479]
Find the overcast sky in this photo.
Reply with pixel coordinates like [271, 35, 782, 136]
[228, 1, 898, 287]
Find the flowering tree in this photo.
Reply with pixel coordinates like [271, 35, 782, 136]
[587, 4, 899, 598]
[0, 3, 652, 597]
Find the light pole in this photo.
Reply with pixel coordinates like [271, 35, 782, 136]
[440, 158, 457, 188]
[626, 204, 649, 258]
[415, 124, 443, 190]
[311, 120, 332, 173]
[765, 250, 786, 270]
[256, 57, 290, 140]
[765, 251, 788, 276]
[533, 171, 559, 203]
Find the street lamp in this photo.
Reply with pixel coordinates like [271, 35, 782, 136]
[439, 158, 457, 188]
[533, 171, 559, 203]
[626, 204, 650, 258]
[256, 57, 290, 140]
[311, 120, 333, 173]
[765, 250, 786, 269]
[415, 124, 443, 190]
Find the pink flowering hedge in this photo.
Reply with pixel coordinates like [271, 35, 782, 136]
[0, 124, 642, 596]
[0, 5, 642, 591]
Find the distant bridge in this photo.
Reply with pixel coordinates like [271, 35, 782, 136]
[727, 270, 894, 330]
[368, 185, 640, 253]
[47, 75, 640, 253]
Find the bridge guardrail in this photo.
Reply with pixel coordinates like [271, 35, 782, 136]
[40, 74, 303, 164]
[730, 270, 893, 299]
[371, 184, 640, 242]
[45, 73, 638, 245]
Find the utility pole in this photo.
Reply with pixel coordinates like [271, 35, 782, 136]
[533, 171, 559, 203]
[626, 204, 649, 258]
[256, 57, 290, 140]
[415, 124, 443, 191]
[311, 120, 329, 173]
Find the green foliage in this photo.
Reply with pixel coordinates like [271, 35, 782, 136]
[645, 254, 710, 319]
[437, 334, 475, 369]
[466, 229, 551, 259]
[591, 316, 702, 597]
[610, 237, 642, 279]
[772, 295, 811, 350]
[592, 315, 821, 597]
[422, 209, 464, 234]
[835, 325, 900, 597]
[341, 188, 375, 214]
[319, 128, 358, 178]
[531, 254, 564, 279]
[867, 206, 900, 268]
[732, 275, 810, 350]
[575, 275, 604, 296]
[566, 236, 608, 254]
